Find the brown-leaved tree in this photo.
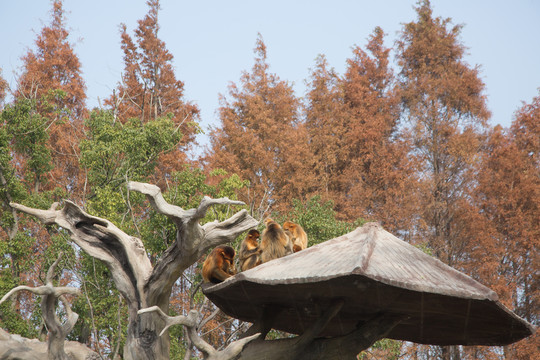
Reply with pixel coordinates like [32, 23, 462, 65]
[340, 27, 415, 235]
[206, 34, 309, 216]
[396, 1, 490, 358]
[304, 55, 349, 205]
[14, 0, 87, 195]
[468, 94, 539, 359]
[106, 0, 200, 180]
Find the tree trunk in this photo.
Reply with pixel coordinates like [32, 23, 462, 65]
[10, 181, 258, 360]
[237, 313, 406, 360]
[441, 345, 461, 360]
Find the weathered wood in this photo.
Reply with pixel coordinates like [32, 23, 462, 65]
[10, 182, 258, 360]
[236, 312, 405, 360]
[237, 305, 285, 341]
[138, 306, 260, 360]
[0, 328, 100, 360]
[0, 254, 87, 360]
[204, 222, 535, 346]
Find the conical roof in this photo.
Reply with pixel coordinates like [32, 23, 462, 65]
[203, 223, 534, 346]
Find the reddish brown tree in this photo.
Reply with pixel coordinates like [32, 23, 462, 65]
[14, 0, 87, 194]
[339, 27, 415, 235]
[396, 1, 490, 358]
[396, 0, 490, 262]
[106, 0, 200, 180]
[206, 34, 308, 216]
[304, 55, 348, 204]
[469, 95, 539, 359]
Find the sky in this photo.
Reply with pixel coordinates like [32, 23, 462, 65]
[1, 0, 539, 150]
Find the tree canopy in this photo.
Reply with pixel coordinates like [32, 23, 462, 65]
[0, 0, 537, 359]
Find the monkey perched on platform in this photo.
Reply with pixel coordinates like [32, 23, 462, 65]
[238, 229, 262, 271]
[260, 219, 293, 263]
[283, 221, 308, 252]
[202, 245, 236, 283]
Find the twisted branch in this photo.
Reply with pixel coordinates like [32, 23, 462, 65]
[138, 306, 260, 360]
[0, 253, 81, 360]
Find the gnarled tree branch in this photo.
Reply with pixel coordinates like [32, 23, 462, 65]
[138, 306, 260, 360]
[128, 181, 258, 306]
[0, 253, 83, 360]
[10, 200, 153, 311]
[236, 305, 407, 360]
[10, 182, 259, 360]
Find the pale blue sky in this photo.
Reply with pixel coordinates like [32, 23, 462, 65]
[1, 0, 539, 148]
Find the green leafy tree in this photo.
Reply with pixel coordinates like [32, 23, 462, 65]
[0, 97, 67, 336]
[285, 196, 362, 246]
[80, 109, 182, 192]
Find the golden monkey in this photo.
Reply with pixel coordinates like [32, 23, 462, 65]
[202, 245, 236, 283]
[282, 221, 308, 252]
[238, 229, 262, 271]
[260, 218, 293, 263]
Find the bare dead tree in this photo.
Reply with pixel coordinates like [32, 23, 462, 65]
[9, 181, 258, 360]
[138, 306, 259, 360]
[0, 253, 98, 360]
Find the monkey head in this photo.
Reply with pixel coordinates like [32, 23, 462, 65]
[218, 245, 236, 275]
[283, 221, 294, 233]
[218, 245, 235, 262]
[247, 229, 260, 241]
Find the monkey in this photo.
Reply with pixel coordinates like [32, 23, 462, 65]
[238, 229, 262, 271]
[283, 228, 300, 252]
[282, 221, 308, 252]
[202, 245, 236, 284]
[259, 218, 293, 263]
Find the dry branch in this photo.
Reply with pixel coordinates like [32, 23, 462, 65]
[128, 180, 258, 307]
[0, 253, 85, 360]
[138, 306, 260, 360]
[10, 200, 152, 310]
[10, 182, 259, 360]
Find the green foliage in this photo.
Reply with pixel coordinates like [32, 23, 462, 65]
[414, 242, 434, 256]
[0, 280, 40, 339]
[168, 309, 186, 359]
[86, 186, 126, 225]
[1, 99, 52, 181]
[285, 196, 364, 245]
[68, 253, 128, 357]
[358, 338, 402, 359]
[0, 97, 69, 336]
[0, 98, 53, 187]
[80, 109, 183, 189]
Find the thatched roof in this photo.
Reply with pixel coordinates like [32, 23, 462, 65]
[203, 222, 534, 346]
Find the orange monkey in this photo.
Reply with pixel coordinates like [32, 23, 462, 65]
[283, 221, 308, 252]
[202, 245, 236, 283]
[260, 219, 293, 263]
[238, 229, 262, 271]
